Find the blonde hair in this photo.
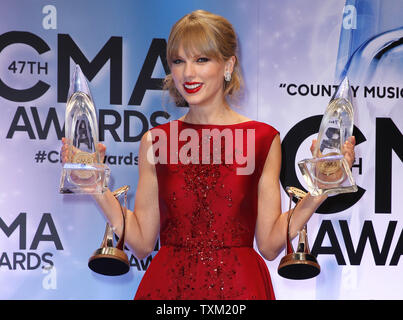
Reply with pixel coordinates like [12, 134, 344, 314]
[163, 10, 243, 107]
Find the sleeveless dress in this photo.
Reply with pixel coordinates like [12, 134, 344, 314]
[134, 120, 279, 300]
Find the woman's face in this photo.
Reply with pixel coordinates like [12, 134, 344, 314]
[170, 45, 233, 108]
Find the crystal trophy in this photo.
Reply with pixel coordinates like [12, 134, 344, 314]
[278, 187, 320, 280]
[88, 186, 130, 276]
[59, 65, 110, 194]
[298, 76, 358, 196]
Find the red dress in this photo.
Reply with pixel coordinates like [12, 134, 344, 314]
[134, 120, 279, 300]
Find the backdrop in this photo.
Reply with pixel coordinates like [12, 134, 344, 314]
[0, 0, 402, 300]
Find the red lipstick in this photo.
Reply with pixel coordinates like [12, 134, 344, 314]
[183, 82, 203, 94]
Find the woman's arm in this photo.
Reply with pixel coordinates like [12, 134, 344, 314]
[92, 130, 160, 259]
[255, 135, 355, 261]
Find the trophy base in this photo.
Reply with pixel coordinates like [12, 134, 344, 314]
[278, 252, 320, 280]
[88, 247, 130, 276]
[59, 163, 110, 194]
[298, 154, 357, 196]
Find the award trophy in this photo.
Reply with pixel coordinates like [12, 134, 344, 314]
[278, 187, 320, 280]
[59, 65, 110, 194]
[298, 76, 358, 196]
[88, 185, 130, 276]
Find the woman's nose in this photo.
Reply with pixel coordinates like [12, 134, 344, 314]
[183, 62, 195, 79]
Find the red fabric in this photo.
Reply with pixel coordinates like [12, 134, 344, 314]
[134, 120, 279, 300]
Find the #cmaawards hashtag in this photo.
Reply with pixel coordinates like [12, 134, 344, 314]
[33, 149, 139, 165]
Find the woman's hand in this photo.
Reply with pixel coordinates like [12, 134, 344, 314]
[97, 143, 106, 163]
[341, 136, 356, 169]
[60, 137, 106, 164]
[310, 139, 318, 157]
[310, 136, 356, 169]
[60, 137, 71, 164]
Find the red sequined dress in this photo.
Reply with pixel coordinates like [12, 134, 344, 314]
[134, 120, 279, 300]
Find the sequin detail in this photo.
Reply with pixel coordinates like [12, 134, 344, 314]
[135, 120, 278, 300]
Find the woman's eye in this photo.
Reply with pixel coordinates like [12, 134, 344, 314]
[197, 57, 209, 63]
[172, 59, 183, 64]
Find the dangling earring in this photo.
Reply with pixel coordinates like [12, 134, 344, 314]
[224, 71, 232, 82]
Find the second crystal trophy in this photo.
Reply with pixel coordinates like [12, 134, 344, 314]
[59, 65, 110, 194]
[298, 76, 358, 196]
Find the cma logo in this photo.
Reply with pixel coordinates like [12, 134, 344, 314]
[280, 115, 402, 214]
[1, 31, 172, 143]
[0, 31, 169, 105]
[0, 212, 62, 271]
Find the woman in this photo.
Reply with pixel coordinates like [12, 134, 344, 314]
[62, 10, 355, 300]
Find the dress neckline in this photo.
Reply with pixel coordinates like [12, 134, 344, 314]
[176, 119, 256, 127]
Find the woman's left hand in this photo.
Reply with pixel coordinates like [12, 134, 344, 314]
[310, 136, 356, 168]
[341, 136, 356, 168]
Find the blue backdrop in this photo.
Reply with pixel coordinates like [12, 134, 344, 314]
[0, 0, 402, 299]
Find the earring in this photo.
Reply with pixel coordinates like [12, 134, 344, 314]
[224, 71, 232, 82]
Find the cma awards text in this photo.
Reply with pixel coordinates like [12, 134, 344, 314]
[0, 213, 62, 270]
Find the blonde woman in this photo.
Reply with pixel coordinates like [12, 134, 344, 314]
[62, 10, 355, 300]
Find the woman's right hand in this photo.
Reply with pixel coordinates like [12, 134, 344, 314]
[60, 137, 70, 164]
[60, 137, 107, 165]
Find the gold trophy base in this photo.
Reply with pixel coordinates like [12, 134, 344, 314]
[278, 252, 320, 280]
[88, 247, 130, 276]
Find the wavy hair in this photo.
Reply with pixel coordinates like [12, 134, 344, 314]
[163, 10, 243, 106]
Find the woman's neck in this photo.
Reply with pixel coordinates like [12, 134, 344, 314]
[181, 103, 245, 125]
